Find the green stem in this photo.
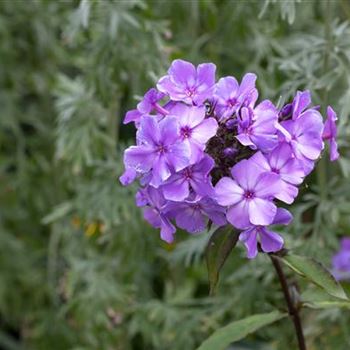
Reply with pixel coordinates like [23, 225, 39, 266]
[270, 255, 306, 350]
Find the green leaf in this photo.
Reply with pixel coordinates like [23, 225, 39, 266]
[301, 288, 350, 310]
[205, 225, 240, 295]
[196, 311, 286, 350]
[279, 254, 348, 300]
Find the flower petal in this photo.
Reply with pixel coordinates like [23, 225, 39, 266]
[167, 142, 191, 172]
[248, 198, 277, 226]
[175, 206, 206, 234]
[169, 59, 196, 86]
[162, 175, 189, 201]
[254, 172, 281, 198]
[215, 177, 244, 206]
[226, 200, 251, 229]
[272, 208, 293, 225]
[239, 228, 258, 259]
[231, 159, 265, 191]
[137, 115, 160, 145]
[124, 145, 156, 173]
[159, 116, 180, 145]
[160, 216, 176, 243]
[259, 228, 284, 253]
[196, 63, 216, 89]
[191, 117, 218, 144]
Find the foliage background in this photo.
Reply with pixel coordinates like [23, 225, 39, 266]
[1, 0, 350, 349]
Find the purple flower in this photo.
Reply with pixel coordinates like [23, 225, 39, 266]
[123, 115, 190, 187]
[278, 101, 324, 174]
[168, 103, 218, 163]
[157, 59, 216, 106]
[139, 186, 176, 243]
[166, 196, 226, 234]
[239, 208, 292, 259]
[120, 60, 339, 258]
[236, 100, 279, 152]
[161, 155, 215, 201]
[214, 73, 258, 120]
[250, 145, 305, 204]
[323, 106, 339, 161]
[124, 88, 167, 124]
[332, 238, 350, 281]
[215, 158, 281, 229]
[291, 90, 311, 120]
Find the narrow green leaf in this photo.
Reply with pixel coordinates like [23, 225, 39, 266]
[197, 311, 286, 350]
[280, 254, 348, 300]
[301, 288, 350, 310]
[205, 225, 240, 295]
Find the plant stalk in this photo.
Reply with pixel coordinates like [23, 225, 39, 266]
[269, 254, 306, 350]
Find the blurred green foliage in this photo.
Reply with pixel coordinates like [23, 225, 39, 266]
[1, 0, 350, 349]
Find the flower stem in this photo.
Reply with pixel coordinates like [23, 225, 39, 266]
[269, 254, 306, 350]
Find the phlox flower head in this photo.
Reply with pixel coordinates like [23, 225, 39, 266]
[120, 59, 339, 258]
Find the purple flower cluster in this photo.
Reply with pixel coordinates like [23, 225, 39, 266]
[332, 238, 350, 281]
[121, 59, 339, 258]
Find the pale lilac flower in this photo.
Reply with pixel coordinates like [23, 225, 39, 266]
[323, 106, 339, 161]
[140, 186, 176, 243]
[279, 107, 324, 174]
[215, 159, 281, 229]
[332, 238, 350, 281]
[239, 208, 292, 259]
[161, 155, 215, 201]
[291, 90, 311, 120]
[157, 59, 216, 106]
[250, 145, 305, 204]
[166, 196, 226, 234]
[236, 100, 279, 152]
[124, 88, 167, 124]
[214, 73, 258, 120]
[124, 115, 190, 187]
[168, 103, 218, 163]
